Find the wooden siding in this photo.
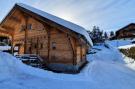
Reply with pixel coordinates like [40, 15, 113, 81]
[49, 28, 73, 64]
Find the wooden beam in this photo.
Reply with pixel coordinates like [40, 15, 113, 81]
[67, 34, 76, 65]
[24, 16, 29, 54]
[43, 23, 51, 63]
[11, 34, 14, 55]
[74, 39, 77, 65]
[30, 38, 32, 54]
[80, 45, 82, 62]
[47, 27, 51, 63]
[36, 37, 39, 55]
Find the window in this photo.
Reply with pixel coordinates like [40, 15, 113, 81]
[52, 42, 56, 50]
[27, 24, 32, 30]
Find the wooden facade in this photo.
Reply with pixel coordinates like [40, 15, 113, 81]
[115, 23, 135, 39]
[0, 3, 92, 72]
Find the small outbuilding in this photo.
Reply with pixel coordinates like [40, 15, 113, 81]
[0, 3, 93, 72]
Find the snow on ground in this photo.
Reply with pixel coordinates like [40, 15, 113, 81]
[118, 44, 135, 49]
[1, 43, 135, 89]
[89, 44, 124, 63]
[116, 42, 135, 71]
[106, 39, 133, 47]
[110, 39, 135, 70]
[123, 55, 135, 70]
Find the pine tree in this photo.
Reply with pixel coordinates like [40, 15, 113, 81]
[89, 26, 104, 43]
[104, 32, 108, 40]
[110, 31, 115, 37]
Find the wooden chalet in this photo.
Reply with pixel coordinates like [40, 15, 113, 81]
[0, 3, 93, 72]
[115, 23, 135, 39]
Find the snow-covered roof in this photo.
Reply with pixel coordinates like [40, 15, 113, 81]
[16, 3, 93, 46]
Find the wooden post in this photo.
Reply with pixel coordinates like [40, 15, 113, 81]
[43, 24, 51, 63]
[30, 38, 32, 54]
[67, 34, 76, 65]
[47, 28, 51, 63]
[18, 45, 21, 54]
[36, 37, 39, 55]
[73, 39, 77, 65]
[11, 35, 14, 55]
[24, 27, 27, 54]
[80, 45, 82, 62]
[24, 16, 29, 54]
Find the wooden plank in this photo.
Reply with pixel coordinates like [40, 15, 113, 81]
[0, 27, 13, 35]
[1, 25, 14, 32]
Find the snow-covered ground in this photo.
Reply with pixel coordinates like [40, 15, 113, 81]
[118, 44, 135, 49]
[1, 43, 135, 89]
[106, 39, 133, 47]
[114, 40, 135, 71]
[107, 39, 135, 70]
[123, 55, 135, 70]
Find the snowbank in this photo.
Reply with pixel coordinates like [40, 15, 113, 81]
[0, 52, 21, 76]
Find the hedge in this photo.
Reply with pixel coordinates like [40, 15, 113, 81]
[119, 47, 135, 60]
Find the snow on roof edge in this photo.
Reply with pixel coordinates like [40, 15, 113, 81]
[16, 3, 93, 46]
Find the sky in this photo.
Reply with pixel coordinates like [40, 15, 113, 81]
[0, 0, 135, 32]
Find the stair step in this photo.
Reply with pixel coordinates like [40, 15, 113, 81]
[15, 54, 45, 69]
